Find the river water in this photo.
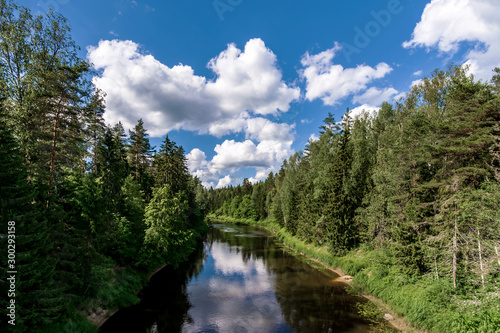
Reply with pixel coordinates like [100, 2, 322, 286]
[100, 223, 379, 333]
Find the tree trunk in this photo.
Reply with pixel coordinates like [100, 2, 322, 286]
[92, 129, 98, 175]
[496, 246, 500, 266]
[453, 208, 458, 289]
[47, 104, 62, 207]
[135, 150, 139, 179]
[477, 229, 485, 288]
[412, 162, 416, 198]
[434, 255, 439, 280]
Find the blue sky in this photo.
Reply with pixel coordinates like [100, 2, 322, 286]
[29, 0, 500, 188]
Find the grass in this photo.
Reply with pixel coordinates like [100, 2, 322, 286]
[210, 214, 500, 333]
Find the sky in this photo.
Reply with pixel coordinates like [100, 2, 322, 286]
[28, 0, 500, 188]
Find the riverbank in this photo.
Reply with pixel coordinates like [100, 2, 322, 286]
[51, 220, 210, 333]
[93, 221, 209, 330]
[210, 215, 493, 333]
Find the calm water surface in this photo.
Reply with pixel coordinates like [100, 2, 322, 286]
[100, 223, 375, 333]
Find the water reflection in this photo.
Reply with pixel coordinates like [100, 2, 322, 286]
[100, 223, 374, 333]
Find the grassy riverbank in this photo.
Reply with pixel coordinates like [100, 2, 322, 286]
[35, 220, 209, 333]
[210, 215, 500, 333]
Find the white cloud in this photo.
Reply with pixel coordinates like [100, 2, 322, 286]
[309, 133, 319, 142]
[206, 39, 300, 116]
[187, 126, 293, 189]
[411, 79, 423, 88]
[300, 43, 393, 105]
[208, 114, 248, 138]
[245, 118, 295, 142]
[248, 167, 276, 184]
[349, 104, 379, 120]
[413, 70, 423, 76]
[87, 40, 212, 136]
[210, 139, 292, 172]
[300, 119, 312, 124]
[211, 140, 266, 171]
[352, 87, 398, 106]
[88, 38, 301, 189]
[403, 0, 500, 80]
[216, 175, 233, 189]
[87, 38, 300, 137]
[186, 148, 208, 173]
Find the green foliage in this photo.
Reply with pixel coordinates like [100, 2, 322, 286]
[143, 185, 194, 267]
[127, 119, 154, 200]
[0, 2, 208, 331]
[447, 309, 500, 333]
[0, 85, 62, 329]
[209, 65, 500, 333]
[236, 194, 258, 221]
[2, 1, 499, 330]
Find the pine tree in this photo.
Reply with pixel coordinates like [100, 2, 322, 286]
[127, 119, 154, 200]
[324, 111, 355, 254]
[87, 89, 107, 175]
[1, 3, 109, 324]
[274, 153, 302, 235]
[111, 122, 129, 180]
[153, 135, 190, 194]
[0, 81, 62, 329]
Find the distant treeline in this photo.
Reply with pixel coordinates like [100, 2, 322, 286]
[0, 1, 207, 331]
[208, 66, 500, 331]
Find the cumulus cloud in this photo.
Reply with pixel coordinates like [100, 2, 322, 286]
[87, 38, 300, 137]
[248, 167, 277, 184]
[186, 148, 208, 173]
[216, 175, 233, 189]
[349, 104, 380, 120]
[206, 39, 300, 116]
[87, 40, 212, 136]
[184, 115, 294, 188]
[411, 79, 423, 88]
[309, 133, 319, 142]
[244, 118, 295, 142]
[403, 0, 500, 80]
[300, 43, 393, 105]
[88, 38, 301, 189]
[352, 87, 398, 106]
[211, 140, 269, 170]
[187, 133, 293, 188]
[209, 138, 292, 173]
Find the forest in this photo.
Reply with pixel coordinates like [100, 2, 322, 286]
[207, 66, 500, 331]
[1, 0, 500, 332]
[0, 1, 207, 331]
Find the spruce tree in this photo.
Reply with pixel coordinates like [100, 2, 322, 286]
[127, 119, 154, 200]
[324, 111, 355, 254]
[0, 80, 61, 330]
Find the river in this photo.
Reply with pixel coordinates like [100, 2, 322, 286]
[99, 223, 383, 333]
